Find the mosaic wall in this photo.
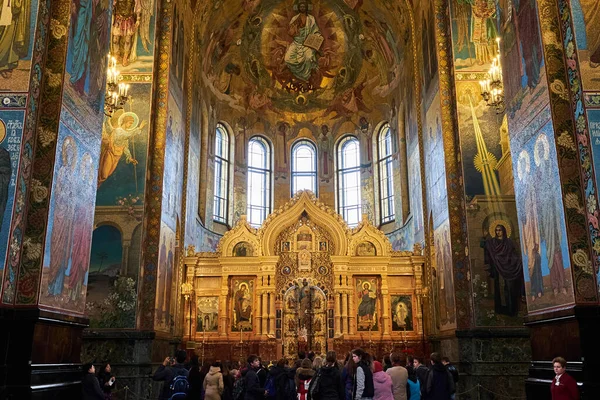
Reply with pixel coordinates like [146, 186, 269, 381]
[87, 0, 158, 326]
[0, 110, 25, 294]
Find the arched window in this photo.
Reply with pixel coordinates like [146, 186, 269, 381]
[291, 139, 317, 196]
[247, 136, 272, 227]
[336, 136, 362, 227]
[213, 123, 230, 224]
[377, 123, 395, 224]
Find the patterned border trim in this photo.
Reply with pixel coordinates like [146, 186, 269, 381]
[455, 72, 488, 81]
[120, 74, 154, 83]
[584, 93, 600, 109]
[434, 0, 474, 328]
[14, 0, 73, 305]
[537, 0, 599, 301]
[137, 0, 172, 330]
[0, 95, 28, 109]
[1, 0, 67, 304]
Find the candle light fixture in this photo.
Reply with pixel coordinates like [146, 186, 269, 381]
[104, 54, 131, 117]
[479, 38, 505, 114]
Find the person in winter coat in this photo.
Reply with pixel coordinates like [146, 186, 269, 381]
[244, 355, 268, 400]
[372, 361, 394, 400]
[405, 366, 420, 400]
[352, 348, 374, 400]
[342, 353, 356, 400]
[152, 351, 189, 400]
[275, 361, 297, 400]
[188, 356, 204, 400]
[441, 358, 458, 400]
[423, 353, 455, 400]
[82, 363, 105, 400]
[221, 364, 235, 400]
[551, 357, 579, 400]
[296, 358, 316, 400]
[266, 359, 286, 400]
[386, 353, 407, 400]
[312, 351, 345, 400]
[204, 362, 224, 400]
[97, 363, 116, 400]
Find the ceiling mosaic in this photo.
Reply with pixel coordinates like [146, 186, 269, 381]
[195, 0, 411, 120]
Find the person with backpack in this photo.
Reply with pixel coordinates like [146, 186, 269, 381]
[265, 359, 286, 400]
[275, 360, 297, 400]
[242, 355, 268, 400]
[423, 353, 455, 400]
[441, 358, 458, 400]
[204, 362, 224, 400]
[351, 348, 374, 400]
[295, 358, 316, 400]
[310, 350, 344, 400]
[153, 350, 189, 400]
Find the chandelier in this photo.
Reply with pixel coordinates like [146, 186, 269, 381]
[104, 54, 130, 117]
[479, 38, 505, 114]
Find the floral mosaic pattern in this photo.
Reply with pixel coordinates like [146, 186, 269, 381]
[2, 0, 70, 305]
[537, 0, 599, 301]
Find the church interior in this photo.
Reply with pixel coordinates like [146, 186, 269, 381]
[0, 0, 599, 398]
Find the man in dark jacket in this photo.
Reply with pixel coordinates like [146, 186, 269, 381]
[244, 354, 268, 400]
[82, 363, 105, 400]
[153, 350, 189, 400]
[424, 353, 455, 400]
[441, 357, 458, 399]
[313, 351, 345, 400]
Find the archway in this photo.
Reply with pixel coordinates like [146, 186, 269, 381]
[282, 280, 327, 359]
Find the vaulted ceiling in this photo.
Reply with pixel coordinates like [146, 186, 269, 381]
[192, 0, 412, 123]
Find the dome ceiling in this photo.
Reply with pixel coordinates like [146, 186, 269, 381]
[195, 0, 410, 119]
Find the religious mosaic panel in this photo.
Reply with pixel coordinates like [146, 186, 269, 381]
[433, 218, 456, 330]
[196, 296, 219, 332]
[162, 89, 185, 231]
[231, 277, 254, 331]
[0, 0, 40, 92]
[355, 276, 380, 332]
[497, 0, 547, 124]
[39, 120, 99, 314]
[390, 294, 413, 331]
[512, 123, 575, 312]
[453, 80, 525, 326]
[64, 0, 112, 115]
[111, 0, 157, 72]
[155, 222, 176, 331]
[96, 83, 152, 206]
[570, 0, 600, 91]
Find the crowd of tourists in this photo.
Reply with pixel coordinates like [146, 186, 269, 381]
[81, 352, 579, 400]
[147, 348, 457, 400]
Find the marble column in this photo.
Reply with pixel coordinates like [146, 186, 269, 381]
[342, 292, 348, 334]
[334, 293, 341, 336]
[269, 292, 275, 335]
[219, 287, 228, 336]
[262, 292, 268, 335]
[121, 240, 131, 276]
[348, 292, 355, 335]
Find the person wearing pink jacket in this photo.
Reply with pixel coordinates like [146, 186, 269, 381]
[372, 361, 394, 400]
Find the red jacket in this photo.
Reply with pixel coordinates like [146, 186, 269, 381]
[550, 373, 579, 400]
